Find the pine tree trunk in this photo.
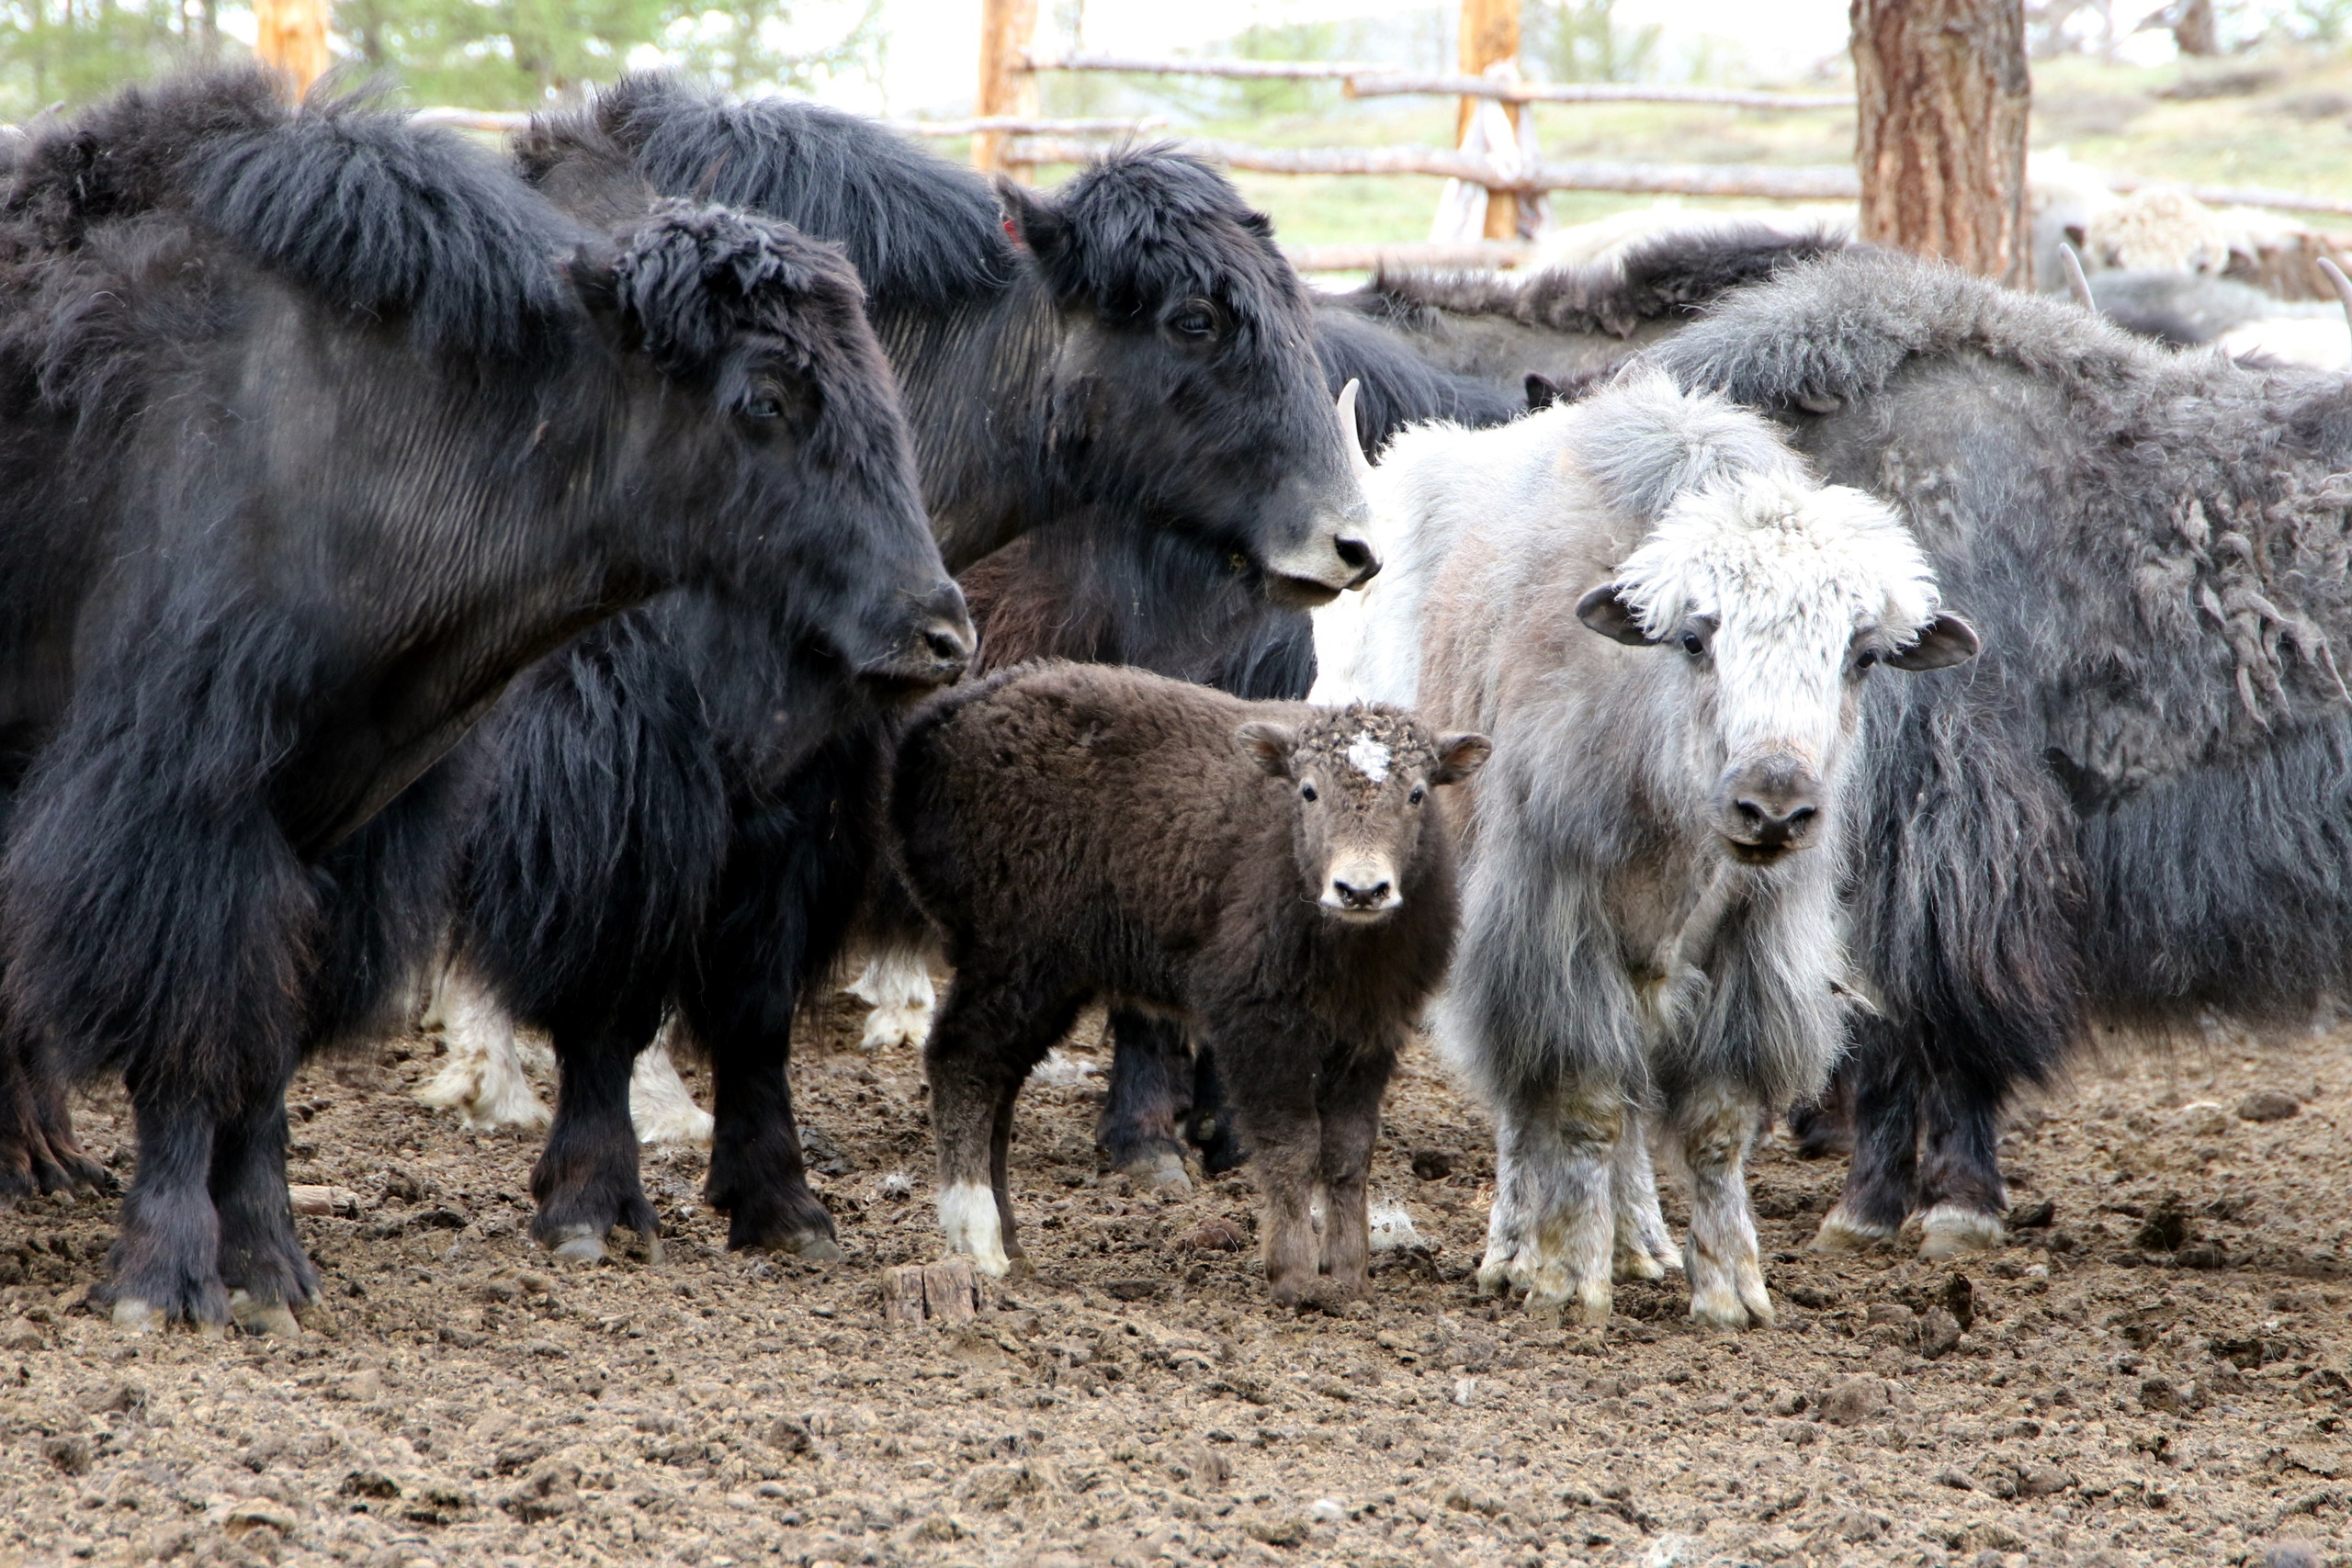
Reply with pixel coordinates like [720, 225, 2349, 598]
[1850, 0, 2031, 287]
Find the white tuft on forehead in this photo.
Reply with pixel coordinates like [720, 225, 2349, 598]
[1345, 732, 1393, 783]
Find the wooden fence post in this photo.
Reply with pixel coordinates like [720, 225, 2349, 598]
[253, 0, 332, 92]
[976, 0, 1042, 180]
[1457, 0, 1521, 240]
[1851, 0, 2030, 287]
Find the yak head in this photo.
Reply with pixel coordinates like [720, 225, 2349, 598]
[1001, 152, 1376, 606]
[584, 201, 973, 692]
[1577, 471, 1977, 866]
[1238, 706, 1489, 922]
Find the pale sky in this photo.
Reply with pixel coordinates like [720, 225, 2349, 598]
[801, 0, 1862, 118]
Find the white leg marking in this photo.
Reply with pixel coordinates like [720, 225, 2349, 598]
[1812, 1201, 1899, 1255]
[1678, 1088, 1773, 1330]
[629, 1025, 714, 1146]
[1611, 1117, 1680, 1280]
[413, 964, 551, 1132]
[848, 949, 938, 1053]
[937, 1179, 1012, 1278]
[1478, 1093, 1620, 1325]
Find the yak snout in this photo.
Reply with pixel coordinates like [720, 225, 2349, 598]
[858, 579, 976, 693]
[1320, 854, 1402, 919]
[1718, 754, 1822, 863]
[1259, 468, 1382, 606]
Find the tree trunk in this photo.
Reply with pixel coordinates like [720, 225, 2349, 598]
[2171, 0, 2218, 56]
[1850, 0, 2031, 287]
[975, 0, 1041, 182]
[1457, 0, 1521, 241]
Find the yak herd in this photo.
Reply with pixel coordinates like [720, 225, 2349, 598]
[2, 67, 2349, 1337]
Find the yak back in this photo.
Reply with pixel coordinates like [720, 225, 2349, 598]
[891, 663, 1454, 1026]
[2, 69, 583, 385]
[1653, 246, 2352, 1034]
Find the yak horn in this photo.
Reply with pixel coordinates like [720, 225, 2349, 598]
[2318, 257, 2352, 340]
[2058, 243, 2097, 313]
[1335, 378, 1375, 481]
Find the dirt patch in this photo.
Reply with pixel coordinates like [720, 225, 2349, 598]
[1, 997, 2346, 1567]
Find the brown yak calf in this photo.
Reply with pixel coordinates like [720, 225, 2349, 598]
[890, 662, 1487, 1304]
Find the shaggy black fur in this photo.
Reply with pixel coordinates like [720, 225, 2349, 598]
[1329, 224, 1852, 391]
[1651, 247, 2352, 1247]
[445, 81, 1366, 1262]
[0, 71, 954, 1325]
[894, 663, 1484, 1303]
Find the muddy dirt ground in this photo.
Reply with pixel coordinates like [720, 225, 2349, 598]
[1, 994, 2347, 1568]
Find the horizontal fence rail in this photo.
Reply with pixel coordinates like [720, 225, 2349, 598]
[1282, 239, 1536, 272]
[1021, 52, 1856, 110]
[407, 105, 1168, 140]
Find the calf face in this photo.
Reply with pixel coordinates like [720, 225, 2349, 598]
[1576, 472, 1977, 865]
[1238, 709, 1489, 920]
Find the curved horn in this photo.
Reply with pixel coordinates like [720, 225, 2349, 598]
[2059, 243, 2097, 313]
[1335, 378, 1375, 482]
[2318, 257, 2352, 341]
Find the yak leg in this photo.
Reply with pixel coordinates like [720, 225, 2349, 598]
[1815, 1018, 1915, 1254]
[699, 1008, 839, 1261]
[105, 1080, 230, 1331]
[1917, 1064, 2009, 1259]
[0, 1036, 106, 1198]
[1310, 1046, 1394, 1303]
[212, 1090, 319, 1336]
[847, 948, 936, 1054]
[413, 961, 551, 1133]
[928, 971, 1076, 1278]
[1787, 1064, 1854, 1159]
[1673, 1085, 1773, 1330]
[1186, 1044, 1248, 1174]
[628, 1025, 714, 1146]
[1479, 1086, 1622, 1326]
[1610, 1116, 1679, 1281]
[530, 997, 664, 1265]
[1099, 1009, 1193, 1192]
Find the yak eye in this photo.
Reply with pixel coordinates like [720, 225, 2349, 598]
[1170, 299, 1219, 339]
[743, 390, 783, 422]
[1679, 631, 1705, 658]
[1300, 782, 1318, 802]
[1408, 786, 1426, 806]
[1855, 648, 1880, 671]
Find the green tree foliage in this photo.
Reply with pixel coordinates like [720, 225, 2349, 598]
[0, 0, 881, 120]
[1523, 0, 1660, 85]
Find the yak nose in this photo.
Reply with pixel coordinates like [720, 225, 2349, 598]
[1722, 760, 1822, 857]
[864, 580, 974, 693]
[1335, 534, 1381, 589]
[1324, 870, 1397, 914]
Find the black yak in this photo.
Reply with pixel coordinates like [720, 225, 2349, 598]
[419, 77, 1377, 1264]
[0, 73, 960, 1329]
[1651, 247, 2352, 1258]
[893, 662, 1487, 1304]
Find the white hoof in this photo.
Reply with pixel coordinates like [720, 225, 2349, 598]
[938, 1180, 1012, 1278]
[227, 1290, 300, 1337]
[111, 1297, 164, 1333]
[547, 1225, 606, 1264]
[1811, 1203, 1897, 1255]
[1917, 1202, 2005, 1260]
[848, 953, 937, 1053]
[629, 1042, 714, 1146]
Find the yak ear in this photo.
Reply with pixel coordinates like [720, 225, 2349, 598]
[1886, 612, 1982, 672]
[1525, 372, 1561, 411]
[1430, 732, 1492, 786]
[997, 179, 1071, 270]
[1576, 583, 1657, 647]
[1236, 720, 1298, 780]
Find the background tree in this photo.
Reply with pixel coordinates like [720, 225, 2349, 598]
[1851, 0, 2032, 286]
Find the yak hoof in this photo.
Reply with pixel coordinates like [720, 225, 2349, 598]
[227, 1290, 301, 1337]
[111, 1297, 165, 1334]
[1122, 1152, 1193, 1197]
[547, 1225, 607, 1265]
[1689, 1291, 1768, 1331]
[784, 1235, 845, 1265]
[1811, 1204, 1897, 1255]
[1917, 1202, 2005, 1260]
[1613, 1243, 1668, 1282]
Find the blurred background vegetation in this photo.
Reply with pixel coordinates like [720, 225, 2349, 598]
[6, 0, 2352, 252]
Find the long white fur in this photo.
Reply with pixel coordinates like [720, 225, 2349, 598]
[938, 1179, 1012, 1277]
[845, 947, 937, 1053]
[1332, 367, 1950, 1329]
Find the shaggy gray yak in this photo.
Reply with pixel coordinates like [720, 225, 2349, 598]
[892, 663, 1487, 1304]
[1323, 371, 1976, 1326]
[1643, 248, 2352, 1260]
